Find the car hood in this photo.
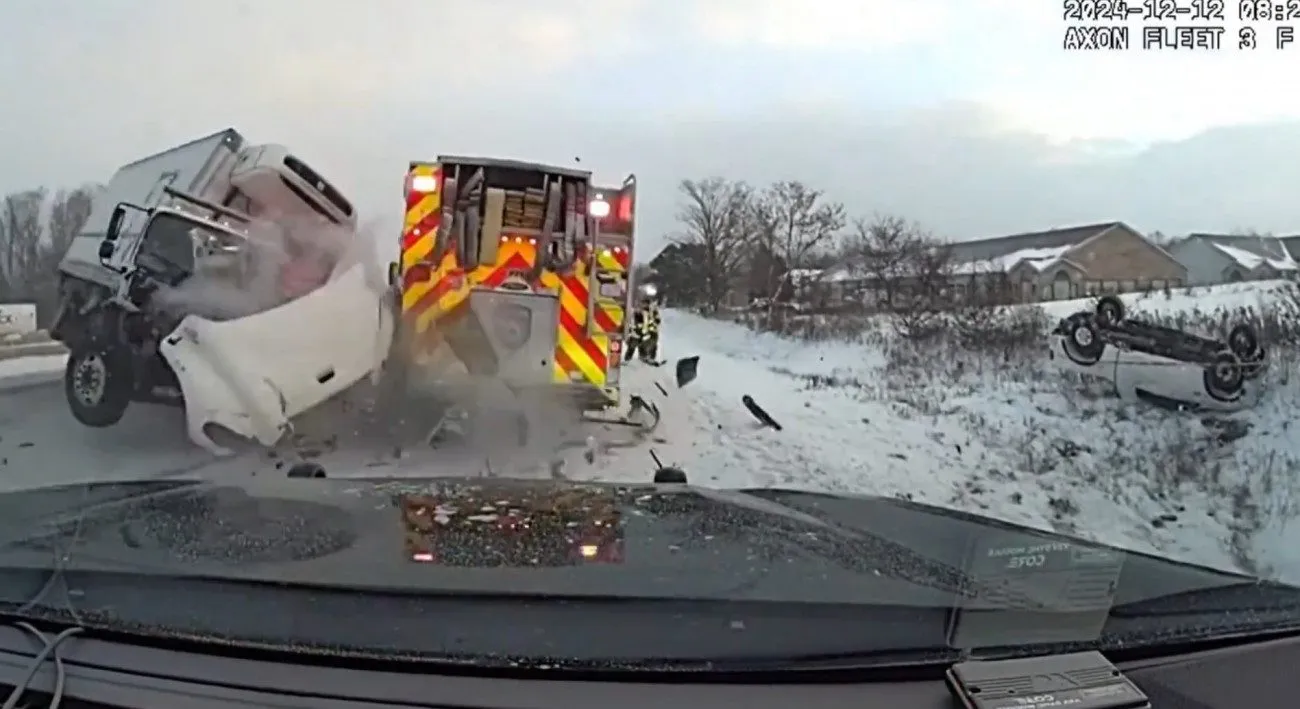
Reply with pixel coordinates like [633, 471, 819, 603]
[0, 476, 1256, 608]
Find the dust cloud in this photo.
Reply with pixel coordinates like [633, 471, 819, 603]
[149, 213, 368, 321]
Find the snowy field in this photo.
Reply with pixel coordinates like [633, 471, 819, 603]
[2, 279, 1300, 583]
[651, 280, 1300, 582]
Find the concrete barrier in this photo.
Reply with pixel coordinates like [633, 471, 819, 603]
[0, 342, 66, 362]
[0, 304, 38, 337]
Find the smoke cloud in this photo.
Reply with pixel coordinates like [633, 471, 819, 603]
[149, 213, 369, 321]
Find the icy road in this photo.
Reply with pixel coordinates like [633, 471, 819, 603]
[3, 282, 1300, 583]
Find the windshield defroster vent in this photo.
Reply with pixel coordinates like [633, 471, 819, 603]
[117, 488, 357, 564]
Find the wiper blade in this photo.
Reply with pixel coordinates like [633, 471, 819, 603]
[1109, 580, 1300, 617]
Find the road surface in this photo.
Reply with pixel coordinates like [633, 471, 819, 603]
[0, 356, 681, 492]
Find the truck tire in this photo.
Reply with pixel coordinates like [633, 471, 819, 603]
[64, 345, 132, 427]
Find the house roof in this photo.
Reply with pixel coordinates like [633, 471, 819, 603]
[819, 221, 1144, 282]
[948, 222, 1122, 264]
[1279, 235, 1300, 261]
[1182, 233, 1298, 272]
[944, 221, 1127, 275]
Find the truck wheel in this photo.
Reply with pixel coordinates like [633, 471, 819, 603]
[64, 346, 132, 427]
[1095, 295, 1125, 326]
[1203, 350, 1245, 401]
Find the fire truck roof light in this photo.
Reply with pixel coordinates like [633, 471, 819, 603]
[409, 175, 439, 193]
[588, 198, 611, 218]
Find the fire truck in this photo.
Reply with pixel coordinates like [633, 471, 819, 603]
[387, 156, 650, 435]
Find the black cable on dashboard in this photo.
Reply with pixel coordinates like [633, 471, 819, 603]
[1, 623, 83, 709]
[17, 491, 87, 625]
[5, 487, 93, 707]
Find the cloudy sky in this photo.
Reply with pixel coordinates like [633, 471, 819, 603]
[3, 0, 1300, 256]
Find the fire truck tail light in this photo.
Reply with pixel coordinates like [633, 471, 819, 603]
[408, 174, 439, 194]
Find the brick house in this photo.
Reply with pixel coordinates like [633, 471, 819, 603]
[946, 222, 1188, 302]
[817, 221, 1187, 307]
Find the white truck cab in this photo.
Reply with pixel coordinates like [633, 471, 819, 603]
[226, 143, 354, 227]
[52, 129, 384, 451]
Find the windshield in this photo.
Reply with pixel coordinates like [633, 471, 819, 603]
[3, 1, 1300, 673]
[136, 212, 206, 274]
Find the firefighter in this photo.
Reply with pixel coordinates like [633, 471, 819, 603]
[626, 304, 645, 362]
[638, 292, 662, 363]
[626, 283, 658, 363]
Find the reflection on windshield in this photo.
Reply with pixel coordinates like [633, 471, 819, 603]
[0, 478, 1290, 666]
[400, 486, 624, 567]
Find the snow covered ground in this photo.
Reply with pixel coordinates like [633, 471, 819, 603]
[648, 280, 1300, 581]
[3, 279, 1299, 583]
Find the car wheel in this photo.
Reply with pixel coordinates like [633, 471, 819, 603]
[1203, 350, 1245, 401]
[1095, 295, 1125, 325]
[1225, 325, 1266, 380]
[64, 345, 133, 427]
[1241, 345, 1267, 380]
[1226, 324, 1260, 357]
[1061, 317, 1105, 365]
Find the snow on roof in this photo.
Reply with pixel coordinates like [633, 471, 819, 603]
[951, 245, 1074, 275]
[1212, 242, 1298, 272]
[786, 268, 824, 284]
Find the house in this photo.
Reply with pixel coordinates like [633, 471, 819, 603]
[811, 221, 1186, 308]
[1167, 233, 1299, 285]
[944, 222, 1188, 302]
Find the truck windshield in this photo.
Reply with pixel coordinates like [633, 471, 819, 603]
[139, 213, 238, 281]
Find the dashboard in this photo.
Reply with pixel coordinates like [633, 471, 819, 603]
[0, 621, 1293, 709]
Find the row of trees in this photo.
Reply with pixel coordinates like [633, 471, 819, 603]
[0, 185, 97, 325]
[650, 177, 952, 315]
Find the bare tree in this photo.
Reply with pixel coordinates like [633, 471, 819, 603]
[752, 180, 845, 300]
[35, 187, 97, 321]
[842, 214, 926, 311]
[671, 178, 755, 313]
[0, 188, 48, 300]
[891, 239, 955, 341]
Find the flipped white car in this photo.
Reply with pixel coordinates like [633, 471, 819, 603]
[1051, 296, 1267, 412]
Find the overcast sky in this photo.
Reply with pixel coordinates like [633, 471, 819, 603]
[3, 0, 1299, 256]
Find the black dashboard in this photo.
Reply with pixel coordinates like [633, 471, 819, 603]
[0, 622, 1293, 709]
[1, 477, 1295, 707]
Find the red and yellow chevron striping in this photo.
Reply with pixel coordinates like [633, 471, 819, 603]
[398, 162, 619, 399]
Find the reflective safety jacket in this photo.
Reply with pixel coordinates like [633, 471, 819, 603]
[632, 304, 658, 337]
